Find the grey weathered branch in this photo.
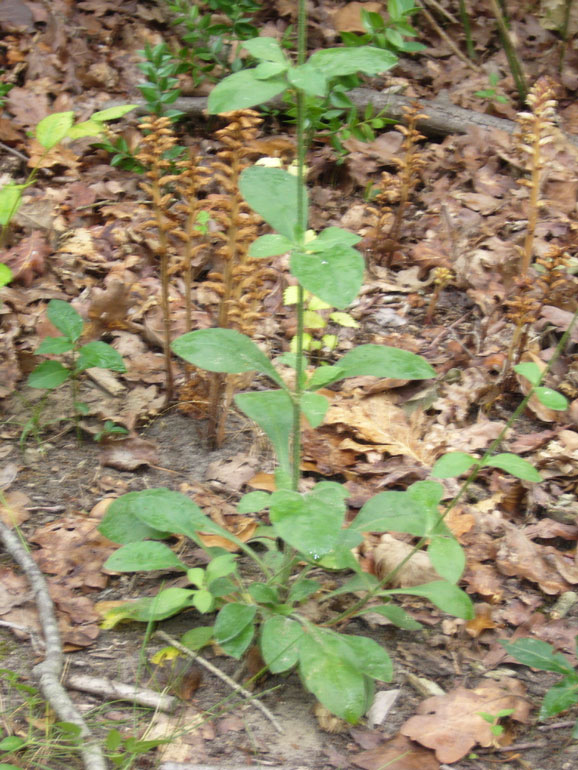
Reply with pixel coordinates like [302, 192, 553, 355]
[0, 520, 108, 770]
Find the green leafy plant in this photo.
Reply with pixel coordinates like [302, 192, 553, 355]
[98, 9, 578, 730]
[93, 420, 130, 443]
[340, 0, 426, 55]
[137, 42, 185, 121]
[501, 637, 578, 738]
[27, 300, 126, 430]
[477, 708, 514, 737]
[284, 285, 359, 353]
[98, 22, 477, 726]
[168, 0, 261, 87]
[0, 106, 136, 238]
[474, 71, 509, 105]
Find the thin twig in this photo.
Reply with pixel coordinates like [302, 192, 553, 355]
[0, 519, 108, 770]
[66, 673, 179, 713]
[0, 140, 28, 163]
[537, 719, 577, 731]
[156, 630, 284, 734]
[477, 740, 548, 753]
[416, 1, 481, 71]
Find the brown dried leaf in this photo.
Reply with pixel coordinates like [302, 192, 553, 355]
[401, 679, 529, 762]
[0, 490, 30, 527]
[374, 535, 439, 588]
[496, 525, 574, 593]
[2, 231, 50, 285]
[352, 733, 440, 770]
[99, 437, 159, 471]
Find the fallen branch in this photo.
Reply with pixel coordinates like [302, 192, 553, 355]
[106, 87, 578, 147]
[0, 519, 108, 770]
[66, 673, 179, 713]
[156, 630, 284, 734]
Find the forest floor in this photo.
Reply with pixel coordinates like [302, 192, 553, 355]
[0, 1, 577, 769]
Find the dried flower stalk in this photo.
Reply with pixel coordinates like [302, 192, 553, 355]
[136, 116, 179, 404]
[515, 77, 558, 276]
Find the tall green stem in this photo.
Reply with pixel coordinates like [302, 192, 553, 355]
[291, 0, 308, 492]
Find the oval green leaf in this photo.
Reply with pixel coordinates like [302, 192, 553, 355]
[35, 111, 75, 149]
[76, 341, 126, 372]
[385, 581, 475, 619]
[172, 328, 283, 386]
[534, 387, 568, 411]
[483, 453, 542, 482]
[291, 245, 364, 309]
[240, 165, 305, 241]
[104, 541, 188, 573]
[432, 451, 478, 479]
[261, 616, 304, 673]
[208, 69, 286, 113]
[337, 344, 436, 380]
[27, 360, 70, 389]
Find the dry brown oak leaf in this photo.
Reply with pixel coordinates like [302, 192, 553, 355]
[401, 678, 530, 763]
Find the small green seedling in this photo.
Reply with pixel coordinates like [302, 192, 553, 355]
[93, 420, 130, 443]
[284, 285, 359, 354]
[477, 708, 514, 737]
[474, 72, 509, 105]
[0, 105, 136, 237]
[27, 300, 126, 429]
[501, 636, 578, 739]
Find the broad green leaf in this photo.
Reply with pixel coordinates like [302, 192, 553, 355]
[500, 639, 575, 675]
[514, 362, 542, 385]
[193, 589, 213, 613]
[298, 627, 371, 723]
[270, 482, 349, 558]
[248, 583, 279, 604]
[214, 603, 257, 644]
[432, 451, 478, 478]
[291, 245, 364, 309]
[0, 185, 23, 225]
[35, 111, 75, 149]
[235, 390, 293, 476]
[540, 679, 578, 719]
[301, 391, 329, 428]
[483, 453, 542, 482]
[206, 553, 238, 585]
[208, 69, 286, 113]
[27, 360, 70, 389]
[306, 365, 345, 390]
[242, 37, 287, 63]
[76, 341, 126, 372]
[46, 299, 84, 341]
[261, 616, 304, 673]
[240, 166, 305, 241]
[254, 61, 288, 79]
[337, 344, 436, 380]
[315, 528, 364, 571]
[249, 234, 293, 258]
[354, 604, 423, 630]
[237, 490, 270, 513]
[308, 46, 397, 78]
[172, 328, 283, 386]
[534, 387, 568, 411]
[338, 635, 393, 682]
[104, 542, 187, 573]
[0, 263, 12, 287]
[180, 626, 214, 651]
[287, 63, 328, 96]
[351, 490, 427, 536]
[385, 581, 474, 619]
[308, 227, 362, 251]
[330, 311, 359, 328]
[67, 120, 104, 140]
[98, 489, 198, 544]
[99, 588, 196, 627]
[288, 578, 322, 604]
[0, 737, 27, 752]
[91, 104, 138, 122]
[427, 536, 465, 583]
[220, 619, 255, 659]
[36, 336, 74, 355]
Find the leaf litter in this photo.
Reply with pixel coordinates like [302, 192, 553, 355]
[0, 0, 577, 768]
